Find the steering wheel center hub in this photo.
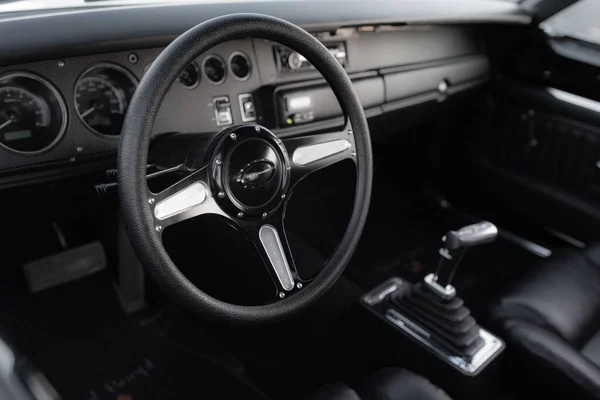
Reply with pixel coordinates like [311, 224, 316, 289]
[210, 124, 290, 219]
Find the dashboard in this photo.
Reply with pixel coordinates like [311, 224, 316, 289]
[0, 0, 530, 186]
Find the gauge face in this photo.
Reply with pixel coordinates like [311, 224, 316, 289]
[229, 52, 251, 81]
[203, 55, 226, 85]
[145, 61, 200, 90]
[0, 74, 66, 154]
[179, 62, 200, 89]
[75, 64, 137, 136]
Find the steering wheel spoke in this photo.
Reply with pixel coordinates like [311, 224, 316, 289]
[284, 121, 356, 188]
[235, 214, 302, 298]
[148, 166, 228, 232]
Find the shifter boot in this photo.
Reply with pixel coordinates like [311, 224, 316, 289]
[391, 284, 485, 359]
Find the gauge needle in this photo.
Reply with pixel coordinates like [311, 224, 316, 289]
[80, 106, 96, 118]
[0, 119, 12, 131]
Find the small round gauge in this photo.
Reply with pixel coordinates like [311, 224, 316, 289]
[229, 51, 252, 81]
[75, 64, 137, 136]
[0, 73, 67, 154]
[179, 62, 200, 89]
[203, 55, 226, 85]
[144, 61, 200, 89]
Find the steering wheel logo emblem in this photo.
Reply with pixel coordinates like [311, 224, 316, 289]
[237, 160, 276, 188]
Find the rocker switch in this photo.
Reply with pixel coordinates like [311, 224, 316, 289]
[239, 93, 257, 122]
[213, 96, 233, 126]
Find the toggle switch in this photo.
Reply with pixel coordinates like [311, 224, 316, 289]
[213, 96, 233, 126]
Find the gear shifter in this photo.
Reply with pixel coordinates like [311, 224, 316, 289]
[389, 221, 498, 359]
[425, 221, 498, 300]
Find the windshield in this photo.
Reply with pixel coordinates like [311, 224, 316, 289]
[0, 0, 212, 14]
[540, 0, 600, 46]
[0, 0, 521, 14]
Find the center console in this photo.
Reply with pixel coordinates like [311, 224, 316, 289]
[360, 222, 505, 399]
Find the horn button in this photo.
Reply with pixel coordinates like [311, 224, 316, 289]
[228, 140, 281, 207]
[210, 125, 290, 219]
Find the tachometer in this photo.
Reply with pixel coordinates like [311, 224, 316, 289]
[0, 73, 67, 154]
[75, 64, 137, 136]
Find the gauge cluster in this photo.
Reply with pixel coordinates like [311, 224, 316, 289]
[0, 73, 67, 154]
[75, 64, 137, 136]
[0, 40, 260, 170]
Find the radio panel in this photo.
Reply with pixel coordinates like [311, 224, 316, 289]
[275, 42, 347, 73]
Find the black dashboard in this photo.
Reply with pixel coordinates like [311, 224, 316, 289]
[0, 0, 530, 186]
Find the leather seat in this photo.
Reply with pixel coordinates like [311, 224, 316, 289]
[303, 368, 452, 400]
[491, 244, 600, 399]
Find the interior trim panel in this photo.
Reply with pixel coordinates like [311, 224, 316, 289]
[0, 1, 528, 66]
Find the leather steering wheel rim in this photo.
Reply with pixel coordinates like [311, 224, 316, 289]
[118, 13, 373, 324]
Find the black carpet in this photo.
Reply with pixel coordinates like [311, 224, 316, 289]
[32, 317, 267, 400]
[0, 270, 267, 400]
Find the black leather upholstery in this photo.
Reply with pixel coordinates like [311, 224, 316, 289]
[302, 368, 452, 400]
[304, 383, 362, 400]
[492, 244, 600, 399]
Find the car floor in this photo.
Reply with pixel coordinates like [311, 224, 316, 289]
[0, 268, 270, 400]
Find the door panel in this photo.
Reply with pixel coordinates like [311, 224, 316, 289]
[459, 40, 600, 242]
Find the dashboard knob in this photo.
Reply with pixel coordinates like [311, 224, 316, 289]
[287, 52, 303, 70]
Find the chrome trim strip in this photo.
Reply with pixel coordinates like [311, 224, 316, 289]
[499, 230, 552, 258]
[292, 139, 351, 166]
[363, 278, 403, 306]
[545, 227, 586, 249]
[424, 273, 456, 300]
[259, 225, 294, 291]
[387, 309, 431, 338]
[154, 182, 207, 220]
[547, 88, 600, 114]
[147, 164, 183, 180]
[385, 310, 503, 374]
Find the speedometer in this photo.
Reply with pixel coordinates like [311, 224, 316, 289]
[75, 64, 137, 136]
[0, 73, 67, 154]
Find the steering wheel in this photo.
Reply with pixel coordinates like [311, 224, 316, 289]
[118, 14, 373, 324]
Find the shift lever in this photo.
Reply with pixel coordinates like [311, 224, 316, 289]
[425, 221, 498, 299]
[444, 221, 498, 251]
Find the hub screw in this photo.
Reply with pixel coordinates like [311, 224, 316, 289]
[281, 194, 286, 199]
[255, 125, 260, 132]
[237, 212, 244, 218]
[262, 212, 268, 218]
[155, 225, 162, 232]
[216, 159, 222, 165]
[218, 191, 226, 198]
[148, 198, 155, 205]
[279, 292, 286, 299]
[296, 282, 303, 289]
[128, 53, 139, 64]
[230, 133, 237, 140]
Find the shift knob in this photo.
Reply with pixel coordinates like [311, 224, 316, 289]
[444, 221, 498, 252]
